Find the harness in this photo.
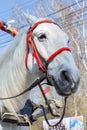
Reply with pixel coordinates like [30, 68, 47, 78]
[0, 19, 71, 127]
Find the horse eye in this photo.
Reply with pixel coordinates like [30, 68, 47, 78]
[67, 39, 71, 46]
[38, 34, 46, 40]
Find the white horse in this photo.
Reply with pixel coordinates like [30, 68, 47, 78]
[0, 14, 80, 130]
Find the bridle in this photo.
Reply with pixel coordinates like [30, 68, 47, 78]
[0, 19, 71, 127]
[25, 19, 71, 73]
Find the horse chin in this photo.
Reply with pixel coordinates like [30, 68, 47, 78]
[57, 92, 71, 97]
[55, 78, 79, 96]
[47, 74, 79, 96]
[57, 88, 76, 96]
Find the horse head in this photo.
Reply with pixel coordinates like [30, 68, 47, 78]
[24, 14, 80, 96]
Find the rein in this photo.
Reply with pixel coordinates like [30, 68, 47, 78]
[0, 74, 46, 100]
[39, 97, 68, 127]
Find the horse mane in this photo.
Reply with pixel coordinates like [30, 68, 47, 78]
[0, 27, 27, 65]
[0, 26, 33, 114]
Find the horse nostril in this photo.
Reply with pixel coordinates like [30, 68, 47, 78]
[60, 71, 70, 82]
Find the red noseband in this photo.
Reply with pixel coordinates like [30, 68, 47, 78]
[25, 20, 71, 73]
[47, 47, 71, 62]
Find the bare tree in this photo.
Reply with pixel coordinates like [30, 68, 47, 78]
[11, 5, 26, 29]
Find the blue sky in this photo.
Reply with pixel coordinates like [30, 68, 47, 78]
[0, 0, 28, 20]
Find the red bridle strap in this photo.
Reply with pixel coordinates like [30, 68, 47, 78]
[25, 20, 59, 72]
[28, 20, 59, 32]
[25, 19, 71, 73]
[47, 47, 71, 62]
[25, 29, 47, 72]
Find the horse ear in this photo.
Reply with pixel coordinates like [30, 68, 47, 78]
[23, 13, 38, 26]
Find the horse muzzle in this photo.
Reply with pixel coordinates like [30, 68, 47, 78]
[47, 70, 80, 96]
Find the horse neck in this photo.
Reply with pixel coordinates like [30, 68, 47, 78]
[0, 33, 37, 97]
[0, 33, 39, 113]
